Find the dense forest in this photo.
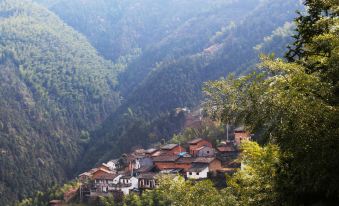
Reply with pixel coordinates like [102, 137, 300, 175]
[0, 0, 121, 204]
[2, 0, 330, 205]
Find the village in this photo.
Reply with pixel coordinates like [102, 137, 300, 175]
[52, 126, 252, 205]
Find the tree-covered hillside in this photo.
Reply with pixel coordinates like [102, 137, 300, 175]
[0, 0, 120, 204]
[0, 0, 306, 205]
[77, 0, 303, 173]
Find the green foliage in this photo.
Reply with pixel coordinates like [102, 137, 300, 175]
[99, 194, 116, 206]
[204, 0, 339, 204]
[0, 0, 121, 205]
[123, 176, 232, 206]
[0, 0, 305, 205]
[17, 181, 79, 206]
[171, 122, 225, 145]
[226, 141, 280, 206]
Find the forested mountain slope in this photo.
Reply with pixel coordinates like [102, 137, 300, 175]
[0, 0, 120, 204]
[36, 0, 263, 95]
[77, 0, 302, 172]
[0, 0, 304, 204]
[37, 0, 255, 60]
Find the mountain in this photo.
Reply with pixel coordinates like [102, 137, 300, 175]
[0, 0, 120, 204]
[0, 0, 304, 204]
[75, 0, 302, 172]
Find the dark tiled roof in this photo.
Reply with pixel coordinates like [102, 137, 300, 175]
[193, 157, 216, 164]
[138, 173, 157, 179]
[120, 175, 132, 179]
[161, 144, 178, 150]
[188, 163, 209, 172]
[152, 155, 179, 162]
[135, 165, 154, 173]
[176, 157, 196, 164]
[187, 138, 203, 144]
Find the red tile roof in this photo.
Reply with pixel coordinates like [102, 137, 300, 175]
[94, 173, 118, 180]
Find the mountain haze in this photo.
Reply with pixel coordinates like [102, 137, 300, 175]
[0, 0, 303, 205]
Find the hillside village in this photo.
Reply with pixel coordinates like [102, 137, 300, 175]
[52, 127, 252, 205]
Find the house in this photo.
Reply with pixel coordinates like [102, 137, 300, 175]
[188, 138, 212, 156]
[92, 168, 114, 179]
[187, 163, 209, 179]
[152, 155, 179, 170]
[78, 171, 92, 182]
[194, 146, 215, 157]
[174, 157, 196, 171]
[106, 159, 119, 171]
[138, 173, 157, 190]
[216, 142, 239, 167]
[134, 165, 155, 176]
[97, 163, 112, 171]
[145, 148, 158, 157]
[159, 168, 183, 175]
[160, 144, 186, 155]
[234, 127, 251, 145]
[117, 176, 139, 195]
[193, 157, 222, 174]
[93, 173, 118, 193]
[217, 142, 237, 154]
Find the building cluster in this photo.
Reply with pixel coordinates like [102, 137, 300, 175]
[76, 128, 251, 200]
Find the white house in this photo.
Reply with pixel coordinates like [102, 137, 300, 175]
[106, 159, 119, 171]
[187, 164, 209, 179]
[119, 176, 139, 195]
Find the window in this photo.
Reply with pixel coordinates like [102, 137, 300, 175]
[207, 151, 210, 154]
[189, 172, 192, 175]
[197, 172, 200, 175]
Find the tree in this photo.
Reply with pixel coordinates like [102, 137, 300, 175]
[204, 1, 339, 204]
[226, 141, 280, 206]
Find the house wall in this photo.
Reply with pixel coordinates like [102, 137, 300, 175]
[139, 178, 156, 189]
[174, 163, 192, 171]
[113, 175, 122, 184]
[197, 147, 215, 157]
[189, 140, 212, 155]
[187, 167, 209, 179]
[139, 157, 153, 167]
[234, 132, 251, 145]
[120, 177, 138, 195]
[106, 161, 116, 170]
[154, 162, 176, 170]
[208, 159, 222, 172]
[162, 146, 186, 155]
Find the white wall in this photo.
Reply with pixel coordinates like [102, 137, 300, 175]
[106, 161, 117, 171]
[121, 177, 139, 195]
[113, 174, 122, 184]
[187, 167, 209, 179]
